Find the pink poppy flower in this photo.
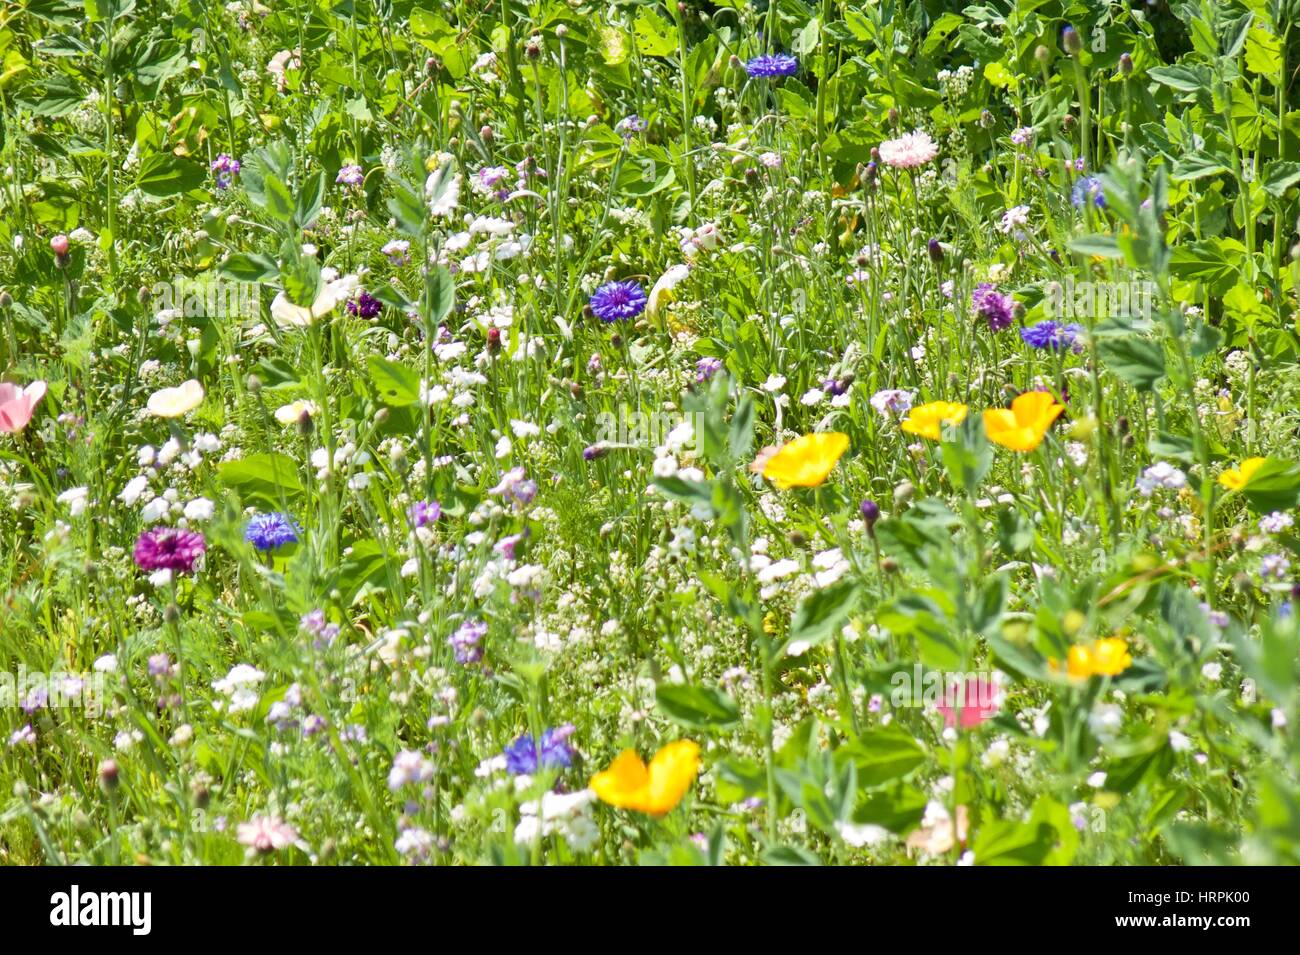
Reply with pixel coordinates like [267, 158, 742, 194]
[0, 380, 47, 433]
[935, 676, 1000, 729]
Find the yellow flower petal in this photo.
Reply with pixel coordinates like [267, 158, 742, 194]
[900, 401, 968, 441]
[761, 432, 850, 489]
[984, 391, 1065, 452]
[589, 741, 700, 816]
[589, 750, 649, 810]
[643, 739, 701, 816]
[1218, 457, 1266, 491]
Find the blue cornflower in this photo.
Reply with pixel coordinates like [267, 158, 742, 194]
[503, 726, 575, 775]
[588, 280, 647, 323]
[745, 54, 798, 78]
[245, 512, 301, 551]
[1020, 320, 1084, 351]
[1071, 175, 1106, 209]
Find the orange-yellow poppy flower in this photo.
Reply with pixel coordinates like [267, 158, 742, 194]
[900, 401, 968, 441]
[590, 740, 700, 816]
[983, 391, 1066, 452]
[761, 432, 849, 489]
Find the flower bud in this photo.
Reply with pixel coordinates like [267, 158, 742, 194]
[1062, 25, 1083, 55]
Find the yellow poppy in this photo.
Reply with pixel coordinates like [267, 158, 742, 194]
[900, 401, 968, 441]
[761, 432, 850, 489]
[1217, 457, 1266, 491]
[983, 391, 1066, 452]
[590, 740, 700, 816]
[1054, 637, 1133, 679]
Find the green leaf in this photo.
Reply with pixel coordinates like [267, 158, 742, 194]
[296, 171, 325, 228]
[1171, 150, 1234, 182]
[940, 415, 991, 493]
[218, 452, 302, 502]
[1147, 65, 1212, 93]
[1240, 458, 1300, 512]
[1262, 161, 1300, 199]
[655, 683, 740, 730]
[972, 819, 1056, 865]
[841, 728, 927, 787]
[1068, 234, 1123, 258]
[426, 265, 454, 325]
[1097, 334, 1166, 389]
[632, 8, 675, 57]
[217, 252, 278, 283]
[366, 356, 421, 407]
[1244, 26, 1282, 76]
[787, 579, 859, 649]
[135, 154, 205, 196]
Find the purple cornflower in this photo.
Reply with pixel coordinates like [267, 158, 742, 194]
[745, 54, 798, 78]
[408, 500, 441, 529]
[589, 280, 647, 322]
[245, 512, 300, 551]
[211, 154, 240, 190]
[823, 376, 850, 397]
[971, 283, 1015, 332]
[583, 444, 608, 461]
[346, 290, 382, 318]
[336, 164, 364, 187]
[1010, 126, 1034, 146]
[503, 725, 575, 775]
[450, 619, 487, 664]
[1071, 175, 1106, 209]
[1020, 320, 1083, 351]
[133, 527, 206, 574]
[696, 357, 723, 382]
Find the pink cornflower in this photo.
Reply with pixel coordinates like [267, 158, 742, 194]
[133, 527, 206, 574]
[877, 129, 939, 169]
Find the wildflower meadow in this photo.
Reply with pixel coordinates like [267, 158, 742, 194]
[1, 0, 1299, 869]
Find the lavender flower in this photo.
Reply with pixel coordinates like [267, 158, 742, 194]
[300, 609, 341, 649]
[450, 619, 487, 664]
[211, 154, 241, 190]
[616, 114, 648, 139]
[1071, 175, 1106, 209]
[133, 527, 206, 574]
[336, 164, 364, 187]
[588, 281, 647, 323]
[408, 500, 441, 528]
[696, 357, 723, 382]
